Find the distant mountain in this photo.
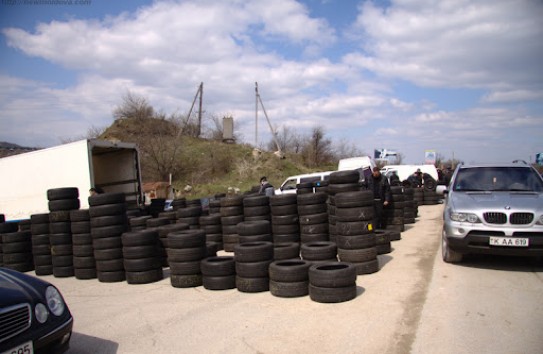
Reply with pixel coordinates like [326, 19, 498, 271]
[0, 141, 39, 158]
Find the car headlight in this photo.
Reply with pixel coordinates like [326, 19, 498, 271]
[537, 215, 543, 225]
[450, 211, 481, 223]
[35, 303, 49, 323]
[46, 286, 65, 316]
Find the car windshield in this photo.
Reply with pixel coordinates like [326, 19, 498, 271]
[453, 167, 543, 192]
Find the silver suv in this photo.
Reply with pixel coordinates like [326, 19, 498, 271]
[442, 162, 543, 263]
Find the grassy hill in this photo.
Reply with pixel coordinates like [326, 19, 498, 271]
[99, 117, 333, 198]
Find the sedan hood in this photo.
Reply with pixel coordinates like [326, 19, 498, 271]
[449, 191, 543, 213]
[0, 268, 45, 308]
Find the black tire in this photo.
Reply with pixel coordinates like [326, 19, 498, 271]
[32, 245, 51, 256]
[91, 225, 127, 239]
[97, 270, 126, 283]
[48, 211, 71, 223]
[297, 203, 327, 216]
[337, 247, 377, 263]
[296, 192, 328, 205]
[47, 187, 79, 201]
[243, 195, 269, 207]
[236, 276, 269, 293]
[308, 262, 356, 288]
[269, 194, 297, 206]
[166, 247, 207, 262]
[335, 206, 374, 222]
[238, 234, 273, 244]
[52, 265, 75, 278]
[237, 220, 271, 236]
[69, 209, 90, 222]
[273, 242, 300, 260]
[200, 256, 235, 276]
[300, 242, 337, 261]
[233, 241, 273, 262]
[269, 260, 311, 282]
[72, 233, 92, 245]
[88, 193, 125, 206]
[299, 213, 328, 225]
[376, 243, 392, 255]
[220, 206, 244, 217]
[30, 223, 50, 235]
[126, 268, 163, 284]
[300, 233, 329, 243]
[273, 234, 300, 243]
[122, 245, 160, 259]
[299, 223, 329, 235]
[309, 284, 357, 303]
[123, 257, 161, 272]
[2, 231, 31, 243]
[73, 256, 96, 268]
[96, 258, 124, 272]
[92, 237, 122, 250]
[2, 241, 32, 253]
[90, 215, 127, 228]
[74, 268, 97, 280]
[270, 280, 309, 298]
[336, 234, 376, 250]
[48, 199, 80, 212]
[235, 260, 272, 278]
[219, 196, 244, 207]
[33, 254, 52, 266]
[71, 221, 91, 234]
[202, 275, 236, 290]
[334, 191, 374, 207]
[121, 230, 160, 247]
[199, 214, 222, 225]
[167, 230, 206, 248]
[72, 244, 94, 257]
[170, 274, 203, 288]
[168, 261, 201, 275]
[270, 204, 298, 216]
[3, 252, 32, 264]
[336, 221, 372, 236]
[327, 183, 360, 195]
[93, 248, 123, 261]
[352, 259, 380, 274]
[49, 222, 71, 234]
[329, 170, 359, 184]
[35, 265, 54, 276]
[271, 223, 299, 234]
[30, 213, 51, 224]
[271, 214, 299, 225]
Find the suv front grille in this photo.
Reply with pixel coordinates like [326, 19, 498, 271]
[510, 213, 534, 225]
[484, 212, 507, 224]
[0, 303, 31, 343]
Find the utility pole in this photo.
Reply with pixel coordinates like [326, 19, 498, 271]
[184, 82, 204, 137]
[254, 82, 283, 158]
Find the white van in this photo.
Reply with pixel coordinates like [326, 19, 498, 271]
[275, 171, 335, 195]
[381, 164, 439, 183]
[337, 156, 376, 182]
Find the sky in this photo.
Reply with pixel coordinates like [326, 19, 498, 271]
[1, 0, 542, 164]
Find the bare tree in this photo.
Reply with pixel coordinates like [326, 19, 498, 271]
[301, 126, 334, 167]
[332, 138, 364, 160]
[87, 125, 107, 139]
[113, 91, 154, 121]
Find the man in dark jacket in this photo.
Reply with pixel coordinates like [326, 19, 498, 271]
[365, 167, 392, 229]
[258, 176, 275, 197]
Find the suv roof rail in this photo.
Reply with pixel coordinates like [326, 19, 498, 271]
[512, 159, 528, 164]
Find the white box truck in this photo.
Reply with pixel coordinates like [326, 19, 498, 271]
[0, 139, 144, 221]
[337, 156, 376, 182]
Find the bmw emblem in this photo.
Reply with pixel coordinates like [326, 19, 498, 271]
[504, 206, 511, 210]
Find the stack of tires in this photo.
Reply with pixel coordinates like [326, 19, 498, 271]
[146, 217, 171, 265]
[122, 230, 163, 284]
[220, 196, 244, 252]
[171, 198, 187, 211]
[71, 209, 96, 280]
[296, 181, 314, 194]
[327, 171, 361, 244]
[237, 220, 272, 244]
[47, 187, 80, 278]
[270, 194, 300, 244]
[243, 195, 271, 222]
[129, 215, 151, 232]
[301, 241, 337, 265]
[314, 180, 329, 194]
[176, 205, 201, 229]
[403, 188, 417, 224]
[335, 190, 379, 275]
[30, 213, 53, 275]
[234, 241, 273, 293]
[269, 259, 312, 298]
[385, 186, 405, 233]
[158, 211, 177, 224]
[201, 256, 236, 290]
[0, 220, 19, 267]
[422, 176, 440, 205]
[208, 198, 222, 214]
[199, 214, 223, 251]
[308, 262, 357, 303]
[374, 229, 392, 255]
[413, 188, 424, 209]
[89, 192, 128, 283]
[297, 192, 329, 244]
[167, 229, 207, 288]
[2, 228, 33, 273]
[273, 242, 300, 260]
[156, 222, 190, 266]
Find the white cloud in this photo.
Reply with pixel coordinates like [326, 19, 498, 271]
[482, 89, 543, 103]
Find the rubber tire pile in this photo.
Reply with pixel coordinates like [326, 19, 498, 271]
[71, 209, 96, 280]
[30, 213, 52, 275]
[234, 241, 273, 293]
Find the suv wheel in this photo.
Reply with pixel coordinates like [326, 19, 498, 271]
[442, 231, 463, 263]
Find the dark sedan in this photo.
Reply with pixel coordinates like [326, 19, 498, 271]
[0, 268, 73, 354]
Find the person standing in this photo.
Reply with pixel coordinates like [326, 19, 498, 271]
[365, 167, 392, 229]
[258, 176, 275, 197]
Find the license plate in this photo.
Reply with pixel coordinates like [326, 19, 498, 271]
[1, 341, 33, 354]
[489, 237, 529, 247]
